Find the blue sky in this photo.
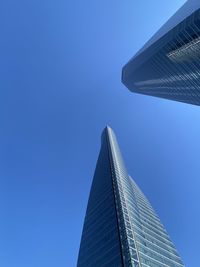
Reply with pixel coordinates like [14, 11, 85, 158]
[1, 0, 199, 266]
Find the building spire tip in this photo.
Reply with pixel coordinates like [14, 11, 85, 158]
[104, 125, 113, 132]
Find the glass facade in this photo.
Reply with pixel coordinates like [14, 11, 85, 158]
[77, 126, 185, 267]
[122, 0, 200, 105]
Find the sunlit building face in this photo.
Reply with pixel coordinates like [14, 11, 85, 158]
[77, 127, 185, 267]
[122, 0, 200, 105]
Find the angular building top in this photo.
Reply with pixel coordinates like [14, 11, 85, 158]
[77, 126, 185, 267]
[122, 0, 200, 105]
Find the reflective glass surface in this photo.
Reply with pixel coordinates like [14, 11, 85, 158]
[77, 127, 185, 267]
[122, 2, 200, 105]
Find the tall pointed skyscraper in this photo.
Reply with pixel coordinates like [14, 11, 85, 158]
[77, 126, 184, 267]
[122, 0, 200, 105]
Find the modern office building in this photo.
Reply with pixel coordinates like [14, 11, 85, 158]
[77, 126, 184, 267]
[122, 0, 200, 105]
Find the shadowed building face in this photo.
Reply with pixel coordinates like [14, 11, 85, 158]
[77, 127, 185, 267]
[122, 0, 200, 106]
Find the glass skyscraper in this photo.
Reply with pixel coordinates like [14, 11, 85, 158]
[77, 126, 184, 267]
[122, 0, 200, 105]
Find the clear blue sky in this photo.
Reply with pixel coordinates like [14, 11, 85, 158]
[1, 0, 199, 266]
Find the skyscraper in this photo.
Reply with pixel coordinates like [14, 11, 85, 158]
[122, 0, 200, 105]
[77, 126, 184, 267]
